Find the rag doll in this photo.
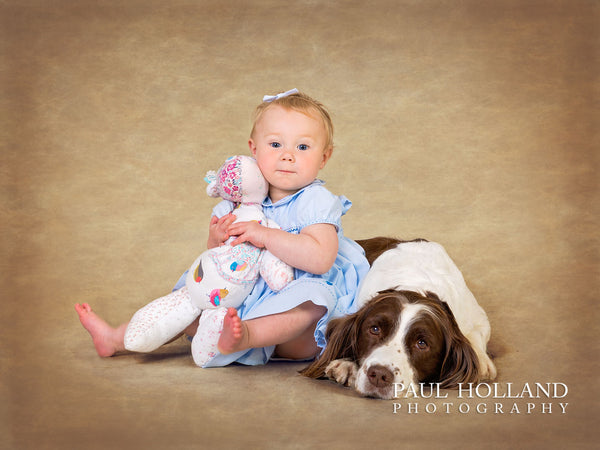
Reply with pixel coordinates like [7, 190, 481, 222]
[123, 155, 293, 364]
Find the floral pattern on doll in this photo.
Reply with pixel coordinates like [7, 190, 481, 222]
[218, 157, 244, 202]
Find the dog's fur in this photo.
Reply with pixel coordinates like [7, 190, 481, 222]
[301, 237, 497, 399]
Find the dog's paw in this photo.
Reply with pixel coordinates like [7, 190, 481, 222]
[325, 359, 358, 387]
[480, 354, 498, 381]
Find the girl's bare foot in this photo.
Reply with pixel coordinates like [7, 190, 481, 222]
[74, 303, 127, 357]
[217, 307, 249, 354]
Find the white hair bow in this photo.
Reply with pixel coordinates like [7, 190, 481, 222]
[262, 88, 299, 102]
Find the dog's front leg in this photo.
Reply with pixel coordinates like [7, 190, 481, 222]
[325, 358, 359, 387]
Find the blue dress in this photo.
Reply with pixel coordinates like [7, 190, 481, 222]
[174, 179, 370, 366]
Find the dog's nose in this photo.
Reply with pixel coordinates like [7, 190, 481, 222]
[367, 365, 394, 388]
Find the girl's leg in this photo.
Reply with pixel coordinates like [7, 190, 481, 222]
[273, 318, 322, 360]
[75, 287, 201, 356]
[75, 303, 128, 357]
[218, 301, 326, 359]
[75, 302, 201, 357]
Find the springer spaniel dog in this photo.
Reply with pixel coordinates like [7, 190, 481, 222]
[301, 237, 497, 399]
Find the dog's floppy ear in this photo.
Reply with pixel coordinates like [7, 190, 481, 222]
[438, 336, 480, 388]
[436, 301, 480, 388]
[300, 313, 361, 379]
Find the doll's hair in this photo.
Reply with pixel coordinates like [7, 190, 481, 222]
[250, 91, 334, 151]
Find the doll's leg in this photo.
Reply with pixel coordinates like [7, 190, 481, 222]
[190, 307, 228, 366]
[124, 287, 201, 353]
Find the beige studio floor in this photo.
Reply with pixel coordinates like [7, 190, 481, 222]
[1, 1, 598, 449]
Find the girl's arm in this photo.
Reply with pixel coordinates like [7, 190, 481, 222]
[227, 221, 338, 274]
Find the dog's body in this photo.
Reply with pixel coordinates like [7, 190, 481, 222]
[301, 237, 497, 399]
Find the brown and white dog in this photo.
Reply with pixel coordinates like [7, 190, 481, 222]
[301, 237, 497, 399]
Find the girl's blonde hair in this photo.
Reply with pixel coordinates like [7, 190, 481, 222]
[250, 91, 334, 150]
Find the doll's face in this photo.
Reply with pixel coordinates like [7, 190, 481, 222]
[249, 106, 332, 203]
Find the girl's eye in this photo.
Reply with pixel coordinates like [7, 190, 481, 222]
[298, 144, 309, 151]
[270, 142, 281, 149]
[416, 339, 428, 350]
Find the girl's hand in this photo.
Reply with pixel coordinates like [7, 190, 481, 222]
[227, 221, 269, 248]
[207, 213, 237, 249]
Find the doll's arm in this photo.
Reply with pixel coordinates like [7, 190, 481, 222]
[259, 219, 294, 291]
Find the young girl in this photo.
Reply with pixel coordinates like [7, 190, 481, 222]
[75, 89, 370, 366]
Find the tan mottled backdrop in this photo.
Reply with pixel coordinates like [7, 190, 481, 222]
[1, 1, 598, 448]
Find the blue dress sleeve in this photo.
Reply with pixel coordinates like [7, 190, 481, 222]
[212, 200, 236, 218]
[294, 186, 350, 231]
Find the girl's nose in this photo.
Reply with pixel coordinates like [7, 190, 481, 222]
[280, 149, 294, 162]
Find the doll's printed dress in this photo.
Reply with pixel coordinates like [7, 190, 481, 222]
[211, 241, 261, 285]
[173, 180, 370, 367]
[184, 239, 261, 309]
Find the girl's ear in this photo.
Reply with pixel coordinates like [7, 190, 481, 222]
[248, 138, 257, 157]
[320, 146, 333, 169]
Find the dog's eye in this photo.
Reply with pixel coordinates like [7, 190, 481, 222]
[416, 339, 428, 350]
[369, 326, 381, 336]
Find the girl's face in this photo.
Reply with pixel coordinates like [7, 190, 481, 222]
[249, 105, 332, 203]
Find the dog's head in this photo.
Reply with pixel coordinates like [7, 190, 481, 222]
[301, 290, 480, 399]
